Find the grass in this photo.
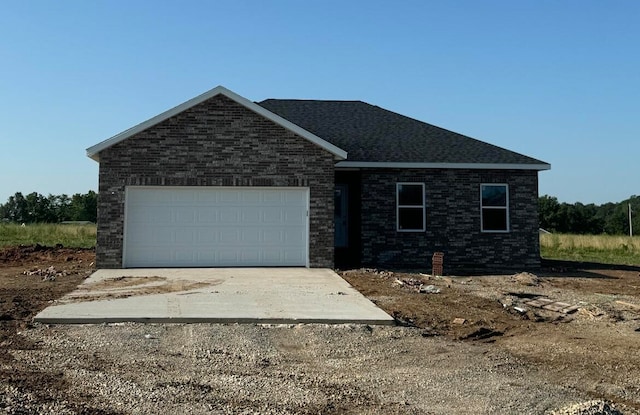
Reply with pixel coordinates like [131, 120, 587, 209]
[1, 224, 639, 266]
[0, 223, 96, 249]
[540, 233, 640, 266]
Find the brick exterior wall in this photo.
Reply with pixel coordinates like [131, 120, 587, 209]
[359, 169, 540, 272]
[96, 94, 335, 268]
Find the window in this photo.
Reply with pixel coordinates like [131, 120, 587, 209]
[397, 183, 425, 231]
[481, 184, 509, 232]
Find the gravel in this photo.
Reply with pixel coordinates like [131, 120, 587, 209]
[4, 323, 606, 414]
[550, 400, 625, 415]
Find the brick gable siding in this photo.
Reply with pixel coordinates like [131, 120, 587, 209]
[96, 94, 335, 268]
[359, 169, 540, 271]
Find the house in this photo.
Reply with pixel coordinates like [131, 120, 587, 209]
[86, 86, 550, 271]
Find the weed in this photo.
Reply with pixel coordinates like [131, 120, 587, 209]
[0, 223, 96, 248]
[540, 233, 640, 265]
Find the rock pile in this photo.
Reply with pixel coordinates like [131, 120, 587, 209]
[550, 400, 624, 415]
[23, 266, 68, 281]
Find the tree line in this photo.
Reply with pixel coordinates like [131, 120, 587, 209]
[0, 190, 638, 235]
[0, 191, 97, 224]
[539, 195, 639, 235]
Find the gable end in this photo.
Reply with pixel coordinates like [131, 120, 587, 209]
[86, 86, 347, 162]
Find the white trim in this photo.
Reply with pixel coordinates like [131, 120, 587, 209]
[122, 186, 130, 267]
[305, 187, 310, 268]
[336, 161, 550, 171]
[87, 85, 347, 162]
[396, 182, 426, 232]
[480, 183, 510, 233]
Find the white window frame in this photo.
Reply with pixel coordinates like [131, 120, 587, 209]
[480, 183, 510, 233]
[396, 182, 426, 232]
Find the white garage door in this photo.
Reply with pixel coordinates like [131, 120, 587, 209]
[123, 187, 309, 267]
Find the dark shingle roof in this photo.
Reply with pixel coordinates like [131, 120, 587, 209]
[258, 99, 548, 166]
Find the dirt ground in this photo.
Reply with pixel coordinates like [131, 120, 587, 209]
[0, 245, 103, 414]
[1, 245, 639, 414]
[342, 264, 640, 412]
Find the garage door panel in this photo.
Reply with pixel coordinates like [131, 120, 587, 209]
[241, 191, 261, 203]
[285, 229, 306, 244]
[283, 208, 306, 224]
[175, 208, 196, 224]
[196, 209, 218, 223]
[127, 207, 172, 224]
[175, 250, 196, 262]
[262, 229, 284, 244]
[174, 190, 196, 203]
[218, 228, 240, 244]
[218, 207, 239, 223]
[262, 208, 284, 223]
[219, 190, 241, 203]
[124, 187, 308, 267]
[284, 249, 306, 263]
[239, 250, 260, 263]
[154, 228, 176, 244]
[262, 191, 283, 204]
[240, 209, 261, 224]
[197, 229, 218, 243]
[175, 228, 195, 244]
[127, 227, 163, 244]
[217, 249, 240, 263]
[240, 229, 261, 243]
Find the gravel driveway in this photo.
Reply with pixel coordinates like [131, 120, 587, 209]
[8, 323, 591, 414]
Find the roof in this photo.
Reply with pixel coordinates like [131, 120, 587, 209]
[87, 86, 549, 171]
[86, 86, 347, 161]
[259, 99, 550, 170]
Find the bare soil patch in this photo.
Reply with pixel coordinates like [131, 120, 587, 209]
[341, 264, 640, 412]
[1, 245, 639, 413]
[0, 245, 116, 413]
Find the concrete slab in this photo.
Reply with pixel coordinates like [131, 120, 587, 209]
[34, 268, 394, 325]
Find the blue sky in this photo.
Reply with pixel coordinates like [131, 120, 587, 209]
[0, 1, 638, 205]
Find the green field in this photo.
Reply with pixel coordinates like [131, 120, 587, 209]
[1, 224, 639, 265]
[540, 233, 640, 265]
[0, 223, 96, 248]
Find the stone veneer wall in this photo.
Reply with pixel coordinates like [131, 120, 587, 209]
[359, 169, 540, 271]
[96, 94, 335, 268]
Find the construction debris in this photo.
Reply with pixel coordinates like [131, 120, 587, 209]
[615, 300, 640, 311]
[419, 285, 441, 294]
[23, 266, 68, 281]
[392, 278, 441, 294]
[524, 298, 580, 314]
[549, 399, 623, 415]
[342, 268, 396, 278]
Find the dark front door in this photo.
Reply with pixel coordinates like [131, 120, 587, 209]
[334, 184, 348, 248]
[334, 172, 361, 269]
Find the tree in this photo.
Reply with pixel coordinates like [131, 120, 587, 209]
[1, 192, 28, 223]
[538, 194, 640, 235]
[538, 195, 561, 231]
[0, 190, 97, 223]
[49, 194, 72, 222]
[69, 191, 97, 223]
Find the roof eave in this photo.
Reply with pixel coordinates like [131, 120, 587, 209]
[335, 161, 551, 171]
[86, 85, 347, 162]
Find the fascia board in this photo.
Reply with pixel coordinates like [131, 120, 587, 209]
[335, 161, 551, 171]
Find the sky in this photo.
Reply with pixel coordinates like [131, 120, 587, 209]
[0, 1, 638, 205]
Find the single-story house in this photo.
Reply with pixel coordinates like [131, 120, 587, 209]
[87, 86, 550, 271]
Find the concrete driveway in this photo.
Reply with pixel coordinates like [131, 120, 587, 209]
[34, 268, 394, 325]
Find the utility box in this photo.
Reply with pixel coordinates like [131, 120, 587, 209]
[432, 252, 444, 276]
